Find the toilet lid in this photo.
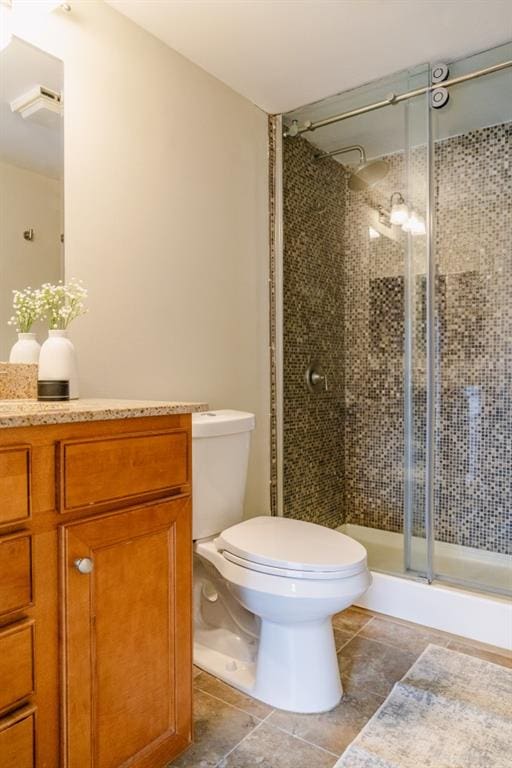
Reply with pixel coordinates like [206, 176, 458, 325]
[215, 516, 367, 577]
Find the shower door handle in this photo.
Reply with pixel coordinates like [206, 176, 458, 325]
[306, 363, 328, 393]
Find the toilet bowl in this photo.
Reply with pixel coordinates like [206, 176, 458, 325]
[192, 411, 371, 713]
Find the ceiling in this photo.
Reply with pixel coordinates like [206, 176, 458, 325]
[106, 0, 512, 114]
[0, 36, 63, 178]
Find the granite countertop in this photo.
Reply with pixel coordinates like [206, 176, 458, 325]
[0, 398, 208, 429]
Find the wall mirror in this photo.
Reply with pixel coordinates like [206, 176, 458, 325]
[0, 36, 64, 360]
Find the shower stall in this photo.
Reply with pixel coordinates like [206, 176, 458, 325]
[270, 42, 512, 645]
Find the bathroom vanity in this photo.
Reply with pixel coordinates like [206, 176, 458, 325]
[0, 398, 206, 768]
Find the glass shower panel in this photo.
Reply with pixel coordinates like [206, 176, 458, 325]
[431, 43, 512, 595]
[402, 87, 431, 579]
[282, 65, 430, 580]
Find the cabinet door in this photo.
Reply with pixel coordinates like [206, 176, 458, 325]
[61, 497, 192, 768]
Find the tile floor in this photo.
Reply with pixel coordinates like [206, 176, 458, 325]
[171, 607, 512, 768]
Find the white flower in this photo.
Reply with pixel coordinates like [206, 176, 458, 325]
[7, 287, 41, 332]
[37, 278, 88, 330]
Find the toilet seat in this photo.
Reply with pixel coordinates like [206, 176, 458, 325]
[221, 549, 366, 579]
[214, 516, 367, 579]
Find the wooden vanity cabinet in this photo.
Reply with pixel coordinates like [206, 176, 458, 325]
[0, 414, 193, 768]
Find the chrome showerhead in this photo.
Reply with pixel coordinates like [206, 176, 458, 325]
[315, 144, 389, 191]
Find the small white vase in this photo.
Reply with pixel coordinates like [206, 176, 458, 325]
[38, 330, 79, 399]
[9, 332, 41, 364]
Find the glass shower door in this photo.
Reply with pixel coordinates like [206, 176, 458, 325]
[429, 43, 512, 596]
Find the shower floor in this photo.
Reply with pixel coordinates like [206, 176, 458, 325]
[340, 523, 512, 595]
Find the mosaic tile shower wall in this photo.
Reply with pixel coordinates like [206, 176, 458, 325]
[281, 123, 511, 554]
[282, 136, 346, 528]
[433, 122, 511, 554]
[268, 116, 279, 517]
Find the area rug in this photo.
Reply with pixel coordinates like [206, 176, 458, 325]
[335, 644, 512, 768]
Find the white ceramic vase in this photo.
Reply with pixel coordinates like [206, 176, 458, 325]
[9, 332, 41, 364]
[38, 330, 79, 399]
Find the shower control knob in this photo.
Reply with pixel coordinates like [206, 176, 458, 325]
[306, 362, 328, 393]
[74, 557, 94, 574]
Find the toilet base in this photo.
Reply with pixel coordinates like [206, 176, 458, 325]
[194, 640, 257, 696]
[194, 616, 343, 713]
[252, 617, 343, 713]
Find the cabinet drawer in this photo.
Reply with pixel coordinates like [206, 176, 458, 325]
[0, 533, 32, 616]
[0, 706, 35, 768]
[0, 446, 31, 527]
[0, 619, 35, 714]
[59, 430, 189, 513]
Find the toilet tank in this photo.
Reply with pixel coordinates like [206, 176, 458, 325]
[192, 410, 255, 540]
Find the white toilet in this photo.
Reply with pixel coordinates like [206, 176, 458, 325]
[192, 409, 371, 713]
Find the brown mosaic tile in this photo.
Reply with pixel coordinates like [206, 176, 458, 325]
[268, 115, 279, 518]
[277, 120, 512, 558]
[281, 136, 346, 529]
[433, 122, 512, 555]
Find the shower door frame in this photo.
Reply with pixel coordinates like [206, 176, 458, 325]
[270, 54, 512, 597]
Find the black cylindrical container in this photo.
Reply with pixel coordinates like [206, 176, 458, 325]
[37, 380, 70, 401]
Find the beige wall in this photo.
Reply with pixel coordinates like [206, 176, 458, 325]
[0, 160, 62, 360]
[11, 0, 270, 517]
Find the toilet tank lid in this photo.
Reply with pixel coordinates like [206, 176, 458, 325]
[192, 409, 255, 438]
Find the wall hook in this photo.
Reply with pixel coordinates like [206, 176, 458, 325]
[23, 228, 34, 241]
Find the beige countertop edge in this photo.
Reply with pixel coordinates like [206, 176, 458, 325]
[0, 398, 209, 429]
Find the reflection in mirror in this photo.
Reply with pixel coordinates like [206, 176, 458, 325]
[0, 37, 64, 360]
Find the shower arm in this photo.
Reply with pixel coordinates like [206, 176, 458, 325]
[315, 144, 366, 164]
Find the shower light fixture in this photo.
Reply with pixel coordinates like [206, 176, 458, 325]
[389, 193, 409, 226]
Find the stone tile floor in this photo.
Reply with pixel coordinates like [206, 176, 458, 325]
[171, 607, 512, 768]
